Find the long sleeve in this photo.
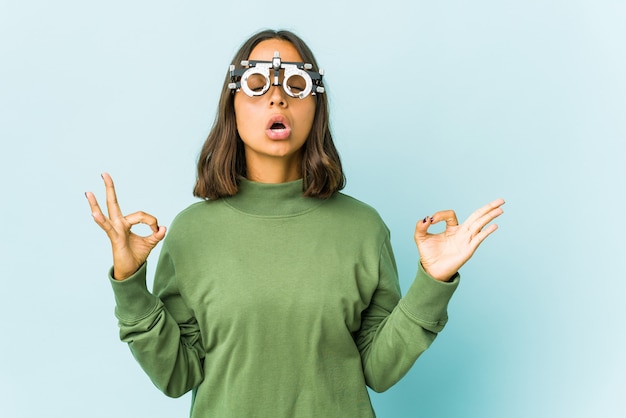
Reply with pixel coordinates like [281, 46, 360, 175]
[105, 184, 461, 417]
[109, 241, 205, 398]
[355, 236, 459, 393]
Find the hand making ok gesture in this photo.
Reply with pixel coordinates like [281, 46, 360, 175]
[85, 173, 167, 280]
[414, 198, 505, 282]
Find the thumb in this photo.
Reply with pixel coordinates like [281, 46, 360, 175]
[414, 216, 433, 241]
[146, 225, 167, 246]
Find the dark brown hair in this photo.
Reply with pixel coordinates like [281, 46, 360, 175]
[194, 29, 345, 200]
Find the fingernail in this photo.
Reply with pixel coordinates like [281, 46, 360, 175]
[422, 217, 428, 223]
[430, 217, 434, 223]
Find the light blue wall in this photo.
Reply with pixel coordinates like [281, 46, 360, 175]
[1, 1, 624, 417]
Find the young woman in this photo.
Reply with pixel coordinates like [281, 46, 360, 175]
[86, 29, 504, 417]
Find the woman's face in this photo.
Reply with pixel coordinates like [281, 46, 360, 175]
[234, 39, 316, 179]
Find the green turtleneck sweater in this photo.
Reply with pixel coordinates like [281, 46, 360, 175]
[110, 179, 459, 417]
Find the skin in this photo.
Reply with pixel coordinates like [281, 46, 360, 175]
[233, 39, 316, 183]
[85, 39, 505, 282]
[415, 199, 505, 281]
[85, 173, 166, 280]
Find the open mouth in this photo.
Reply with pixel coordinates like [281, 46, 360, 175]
[266, 116, 291, 140]
[270, 122, 286, 130]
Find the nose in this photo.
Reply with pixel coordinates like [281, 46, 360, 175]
[268, 84, 287, 107]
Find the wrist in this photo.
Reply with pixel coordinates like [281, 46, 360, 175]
[112, 266, 140, 281]
[420, 262, 455, 282]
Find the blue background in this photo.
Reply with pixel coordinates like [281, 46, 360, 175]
[1, 1, 624, 417]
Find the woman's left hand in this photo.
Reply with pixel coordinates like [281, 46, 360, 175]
[414, 198, 505, 282]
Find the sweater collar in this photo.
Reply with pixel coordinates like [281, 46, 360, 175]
[223, 178, 323, 217]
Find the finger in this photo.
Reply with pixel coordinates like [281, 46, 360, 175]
[414, 216, 433, 239]
[124, 211, 161, 234]
[150, 225, 167, 242]
[464, 198, 505, 227]
[85, 191, 104, 221]
[471, 222, 499, 247]
[84, 191, 118, 238]
[466, 204, 504, 236]
[102, 172, 124, 220]
[430, 210, 458, 227]
[136, 225, 167, 247]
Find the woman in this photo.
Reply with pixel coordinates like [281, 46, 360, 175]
[86, 29, 504, 417]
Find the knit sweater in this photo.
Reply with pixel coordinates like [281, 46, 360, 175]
[109, 179, 459, 417]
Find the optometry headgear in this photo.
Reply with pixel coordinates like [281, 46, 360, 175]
[228, 51, 325, 99]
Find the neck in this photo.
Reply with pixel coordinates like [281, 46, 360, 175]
[245, 153, 303, 183]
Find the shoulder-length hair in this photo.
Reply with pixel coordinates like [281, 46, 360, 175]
[194, 29, 345, 200]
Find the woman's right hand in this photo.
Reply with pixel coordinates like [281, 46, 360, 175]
[85, 173, 167, 281]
